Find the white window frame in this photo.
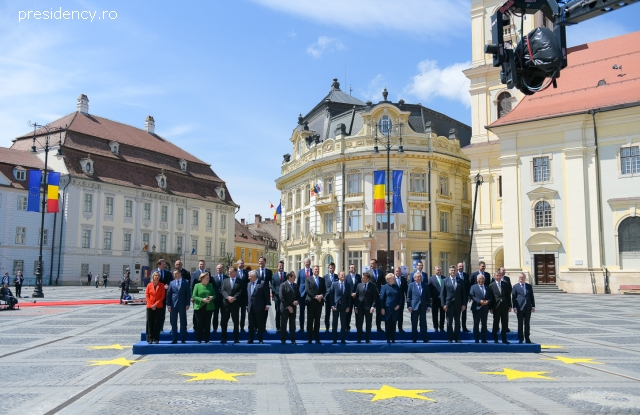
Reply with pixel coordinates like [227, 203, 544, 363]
[410, 209, 427, 231]
[82, 229, 91, 248]
[105, 197, 114, 216]
[409, 172, 426, 193]
[15, 227, 26, 244]
[125, 200, 133, 218]
[83, 194, 93, 213]
[123, 233, 132, 251]
[346, 173, 362, 195]
[620, 145, 640, 177]
[103, 231, 112, 250]
[440, 211, 450, 233]
[17, 196, 27, 211]
[159, 234, 167, 252]
[530, 154, 553, 185]
[348, 209, 363, 231]
[160, 205, 168, 223]
[324, 212, 334, 233]
[143, 203, 151, 220]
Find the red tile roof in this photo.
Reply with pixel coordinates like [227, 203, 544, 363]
[490, 31, 640, 128]
[0, 147, 45, 170]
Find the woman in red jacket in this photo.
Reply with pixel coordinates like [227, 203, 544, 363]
[146, 271, 166, 344]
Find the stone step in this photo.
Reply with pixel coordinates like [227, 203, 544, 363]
[533, 285, 566, 293]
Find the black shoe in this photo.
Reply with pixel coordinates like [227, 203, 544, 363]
[205, 341, 210, 344]
[366, 340, 371, 344]
[347, 326, 351, 330]
[233, 340, 239, 344]
[154, 341, 159, 344]
[377, 327, 382, 332]
[241, 329, 247, 333]
[525, 340, 532, 344]
[412, 340, 417, 343]
[481, 340, 488, 344]
[333, 340, 337, 344]
[399, 329, 405, 333]
[448, 340, 452, 343]
[259, 341, 264, 344]
[387, 340, 391, 344]
[455, 340, 462, 343]
[308, 340, 313, 344]
[297, 329, 304, 333]
[197, 341, 201, 344]
[181, 341, 186, 344]
[292, 341, 297, 345]
[503, 341, 510, 344]
[475, 340, 479, 343]
[247, 340, 254, 344]
[424, 339, 430, 343]
[357, 340, 362, 344]
[392, 340, 395, 343]
[519, 340, 523, 344]
[147, 341, 152, 344]
[316, 340, 321, 345]
[341, 341, 346, 345]
[221, 340, 227, 344]
[462, 328, 470, 333]
[433, 328, 439, 332]
[506, 328, 511, 332]
[494, 340, 499, 344]
[281, 341, 286, 344]
[171, 340, 177, 344]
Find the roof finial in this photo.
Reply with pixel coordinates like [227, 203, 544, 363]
[331, 78, 340, 90]
[298, 113, 303, 125]
[382, 87, 388, 101]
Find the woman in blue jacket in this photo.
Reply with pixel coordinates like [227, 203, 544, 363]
[379, 273, 401, 343]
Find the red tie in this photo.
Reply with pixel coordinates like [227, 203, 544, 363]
[306, 269, 309, 277]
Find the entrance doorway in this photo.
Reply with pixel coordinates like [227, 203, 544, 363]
[376, 250, 395, 274]
[534, 254, 556, 285]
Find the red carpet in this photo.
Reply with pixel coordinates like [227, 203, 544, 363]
[18, 299, 123, 307]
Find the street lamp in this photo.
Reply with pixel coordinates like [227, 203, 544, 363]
[372, 110, 404, 275]
[467, 173, 484, 272]
[28, 121, 63, 298]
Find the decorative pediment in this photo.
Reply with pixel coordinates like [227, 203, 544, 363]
[525, 233, 562, 251]
[215, 186, 226, 200]
[178, 159, 187, 172]
[155, 169, 167, 189]
[80, 154, 94, 175]
[527, 186, 558, 201]
[108, 141, 119, 155]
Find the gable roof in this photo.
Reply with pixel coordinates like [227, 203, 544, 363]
[491, 31, 640, 128]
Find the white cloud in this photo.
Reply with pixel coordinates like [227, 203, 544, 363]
[405, 60, 471, 108]
[251, 0, 469, 37]
[358, 74, 386, 103]
[306, 36, 345, 58]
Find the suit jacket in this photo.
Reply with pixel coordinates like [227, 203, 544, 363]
[221, 277, 244, 308]
[410, 271, 429, 283]
[369, 268, 384, 292]
[502, 275, 512, 285]
[456, 271, 470, 296]
[190, 268, 206, 297]
[489, 279, 512, 311]
[346, 273, 361, 294]
[247, 280, 271, 312]
[470, 271, 492, 291]
[156, 268, 173, 286]
[440, 276, 465, 309]
[379, 284, 401, 320]
[512, 282, 535, 312]
[328, 280, 352, 311]
[256, 267, 273, 285]
[406, 281, 430, 311]
[166, 278, 190, 309]
[324, 273, 338, 297]
[428, 275, 445, 301]
[237, 269, 249, 306]
[355, 282, 377, 311]
[393, 275, 408, 308]
[279, 281, 299, 312]
[178, 268, 191, 284]
[297, 268, 312, 298]
[305, 275, 326, 306]
[469, 284, 493, 311]
[271, 271, 287, 301]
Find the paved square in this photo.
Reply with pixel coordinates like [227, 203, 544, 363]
[1, 286, 639, 414]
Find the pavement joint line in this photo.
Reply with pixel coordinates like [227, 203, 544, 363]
[0, 336, 73, 359]
[413, 353, 549, 415]
[279, 355, 307, 414]
[43, 354, 147, 415]
[538, 333, 640, 355]
[575, 363, 640, 382]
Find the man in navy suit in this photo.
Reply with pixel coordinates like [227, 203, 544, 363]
[407, 272, 431, 343]
[324, 262, 338, 332]
[220, 266, 244, 344]
[456, 262, 471, 333]
[354, 272, 377, 343]
[279, 271, 299, 344]
[469, 275, 493, 343]
[296, 258, 312, 333]
[305, 265, 326, 344]
[428, 266, 446, 332]
[410, 261, 429, 283]
[271, 260, 286, 333]
[393, 267, 408, 332]
[469, 261, 492, 289]
[345, 264, 361, 331]
[512, 273, 535, 344]
[498, 267, 512, 333]
[440, 265, 466, 343]
[369, 259, 385, 332]
[237, 260, 249, 333]
[328, 271, 352, 344]
[489, 270, 512, 344]
[246, 270, 271, 344]
[256, 256, 273, 329]
[166, 270, 191, 344]
[210, 263, 226, 333]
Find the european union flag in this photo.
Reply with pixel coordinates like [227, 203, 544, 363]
[27, 170, 42, 212]
[391, 170, 404, 213]
[191, 248, 196, 255]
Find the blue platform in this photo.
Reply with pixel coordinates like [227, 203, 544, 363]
[133, 329, 541, 354]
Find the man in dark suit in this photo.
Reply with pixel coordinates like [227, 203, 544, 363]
[410, 261, 429, 283]
[354, 272, 377, 343]
[324, 262, 338, 332]
[279, 271, 299, 344]
[271, 261, 286, 333]
[393, 267, 408, 332]
[191, 260, 209, 330]
[406, 271, 431, 343]
[166, 270, 191, 344]
[296, 258, 312, 333]
[489, 270, 512, 344]
[236, 260, 251, 333]
[428, 266, 446, 332]
[220, 266, 244, 344]
[469, 275, 493, 343]
[512, 273, 535, 344]
[498, 267, 512, 332]
[305, 265, 326, 344]
[256, 256, 273, 329]
[174, 259, 191, 285]
[209, 263, 226, 332]
[369, 259, 385, 332]
[469, 261, 492, 289]
[346, 264, 361, 331]
[328, 271, 352, 344]
[440, 265, 467, 343]
[246, 270, 271, 344]
[155, 259, 173, 331]
[456, 262, 471, 332]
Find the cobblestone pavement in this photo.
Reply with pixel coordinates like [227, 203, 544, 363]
[1, 288, 639, 414]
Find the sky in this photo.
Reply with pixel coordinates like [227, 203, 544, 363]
[1, 0, 639, 222]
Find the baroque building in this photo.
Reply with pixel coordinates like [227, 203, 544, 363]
[276, 79, 472, 275]
[11, 94, 237, 284]
[463, 0, 640, 293]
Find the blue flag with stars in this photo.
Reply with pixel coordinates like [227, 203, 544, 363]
[27, 170, 42, 212]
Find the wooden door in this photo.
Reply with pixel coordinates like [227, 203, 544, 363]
[376, 250, 395, 274]
[534, 254, 556, 285]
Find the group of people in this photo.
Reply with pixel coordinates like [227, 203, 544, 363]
[1, 272, 23, 309]
[87, 272, 109, 288]
[143, 257, 536, 345]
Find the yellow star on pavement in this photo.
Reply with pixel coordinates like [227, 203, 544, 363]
[86, 344, 132, 350]
[541, 356, 603, 365]
[348, 385, 435, 402]
[87, 357, 145, 367]
[481, 368, 555, 381]
[180, 369, 254, 382]
[540, 345, 564, 350]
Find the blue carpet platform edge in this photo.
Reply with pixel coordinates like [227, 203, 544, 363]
[133, 340, 541, 354]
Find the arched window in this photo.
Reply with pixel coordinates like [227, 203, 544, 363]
[497, 92, 513, 119]
[619, 217, 640, 253]
[535, 201, 552, 228]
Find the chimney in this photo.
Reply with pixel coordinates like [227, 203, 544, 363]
[77, 94, 89, 114]
[255, 214, 262, 224]
[145, 115, 155, 134]
[241, 218, 245, 225]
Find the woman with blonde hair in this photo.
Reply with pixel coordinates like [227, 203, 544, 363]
[379, 273, 401, 344]
[192, 272, 216, 343]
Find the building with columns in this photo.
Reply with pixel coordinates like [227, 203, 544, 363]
[11, 94, 237, 284]
[462, 0, 640, 293]
[276, 79, 472, 275]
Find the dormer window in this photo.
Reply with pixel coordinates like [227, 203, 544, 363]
[215, 186, 226, 200]
[80, 155, 94, 175]
[109, 141, 120, 155]
[155, 170, 167, 189]
[13, 168, 26, 181]
[178, 159, 187, 172]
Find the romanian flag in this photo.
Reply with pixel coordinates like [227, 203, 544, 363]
[373, 171, 386, 213]
[46, 172, 61, 213]
[269, 201, 274, 209]
[143, 244, 148, 252]
[275, 202, 282, 224]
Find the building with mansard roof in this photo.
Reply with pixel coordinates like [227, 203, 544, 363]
[11, 94, 237, 284]
[276, 79, 472, 275]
